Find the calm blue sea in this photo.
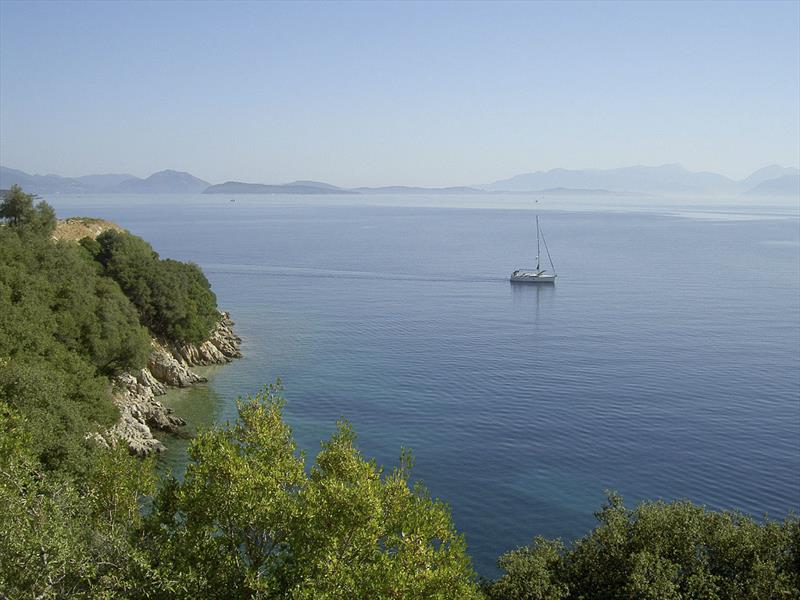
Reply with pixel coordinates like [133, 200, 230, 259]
[45, 193, 800, 576]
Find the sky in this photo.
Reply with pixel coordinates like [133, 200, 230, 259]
[0, 0, 798, 187]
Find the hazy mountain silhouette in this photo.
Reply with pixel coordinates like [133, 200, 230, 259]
[0, 166, 207, 194]
[0, 166, 90, 194]
[481, 164, 800, 196]
[203, 181, 350, 194]
[351, 186, 483, 194]
[2, 164, 798, 197]
[744, 173, 800, 197]
[739, 165, 799, 188]
[75, 173, 137, 190]
[113, 170, 209, 193]
[481, 164, 741, 195]
[285, 180, 345, 191]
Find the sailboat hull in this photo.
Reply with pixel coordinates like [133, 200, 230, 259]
[510, 271, 556, 283]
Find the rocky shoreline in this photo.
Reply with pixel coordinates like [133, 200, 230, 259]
[92, 312, 242, 455]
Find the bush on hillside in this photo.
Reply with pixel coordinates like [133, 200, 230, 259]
[486, 492, 799, 600]
[0, 405, 157, 598]
[0, 220, 151, 471]
[95, 230, 219, 344]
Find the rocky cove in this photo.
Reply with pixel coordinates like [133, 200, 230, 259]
[49, 218, 243, 456]
[91, 312, 242, 455]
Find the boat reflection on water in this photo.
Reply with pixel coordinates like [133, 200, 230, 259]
[511, 279, 556, 304]
[511, 278, 556, 331]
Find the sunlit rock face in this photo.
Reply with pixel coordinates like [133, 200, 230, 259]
[105, 312, 242, 455]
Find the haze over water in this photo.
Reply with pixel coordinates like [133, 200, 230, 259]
[46, 193, 800, 576]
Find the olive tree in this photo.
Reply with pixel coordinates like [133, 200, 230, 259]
[145, 382, 482, 599]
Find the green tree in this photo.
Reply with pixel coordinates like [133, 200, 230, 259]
[0, 357, 113, 473]
[486, 538, 568, 600]
[0, 214, 150, 472]
[0, 185, 34, 226]
[487, 492, 800, 600]
[0, 406, 158, 599]
[79, 235, 102, 258]
[0, 184, 56, 234]
[145, 382, 482, 599]
[95, 230, 219, 344]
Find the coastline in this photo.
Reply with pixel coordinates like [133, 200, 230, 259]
[92, 311, 242, 455]
[48, 216, 242, 455]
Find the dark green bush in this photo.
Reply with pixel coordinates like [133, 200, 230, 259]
[95, 230, 218, 344]
[486, 493, 799, 600]
[0, 200, 150, 472]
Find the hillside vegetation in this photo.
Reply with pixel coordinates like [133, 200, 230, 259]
[0, 185, 220, 471]
[0, 186, 796, 599]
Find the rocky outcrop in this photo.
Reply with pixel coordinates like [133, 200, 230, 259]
[51, 217, 125, 242]
[91, 373, 185, 456]
[109, 374, 185, 455]
[170, 313, 243, 366]
[135, 367, 167, 396]
[149, 340, 207, 387]
[104, 312, 243, 455]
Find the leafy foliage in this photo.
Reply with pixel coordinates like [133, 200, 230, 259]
[486, 492, 800, 600]
[0, 209, 151, 472]
[0, 184, 56, 234]
[0, 406, 158, 599]
[145, 382, 483, 599]
[95, 230, 219, 344]
[0, 186, 221, 470]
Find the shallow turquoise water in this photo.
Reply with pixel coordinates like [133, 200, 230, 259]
[47, 193, 800, 576]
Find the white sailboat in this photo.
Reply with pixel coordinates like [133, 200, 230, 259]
[510, 216, 557, 283]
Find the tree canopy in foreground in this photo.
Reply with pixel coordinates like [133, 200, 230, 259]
[485, 492, 799, 600]
[145, 382, 483, 599]
[0, 384, 483, 599]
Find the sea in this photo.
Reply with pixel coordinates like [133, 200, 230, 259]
[44, 192, 800, 577]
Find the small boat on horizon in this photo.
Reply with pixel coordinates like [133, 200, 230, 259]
[510, 215, 557, 284]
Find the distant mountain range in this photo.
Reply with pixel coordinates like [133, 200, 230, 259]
[743, 173, 800, 197]
[2, 164, 798, 197]
[480, 164, 800, 196]
[0, 167, 208, 195]
[114, 170, 209, 193]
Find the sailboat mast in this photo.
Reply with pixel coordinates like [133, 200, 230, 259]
[536, 215, 541, 271]
[541, 226, 556, 276]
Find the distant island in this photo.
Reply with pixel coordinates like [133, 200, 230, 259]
[204, 182, 487, 195]
[2, 163, 798, 197]
[203, 181, 352, 194]
[113, 169, 209, 193]
[350, 185, 484, 194]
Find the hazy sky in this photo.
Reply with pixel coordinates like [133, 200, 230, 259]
[1, 1, 798, 187]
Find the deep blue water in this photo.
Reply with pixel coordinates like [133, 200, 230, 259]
[46, 193, 800, 576]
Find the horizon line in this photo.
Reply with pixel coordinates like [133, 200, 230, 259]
[3, 161, 799, 189]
